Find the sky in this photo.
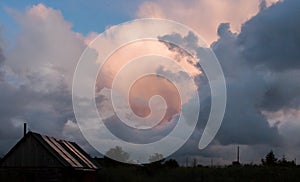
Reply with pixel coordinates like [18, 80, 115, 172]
[0, 0, 300, 165]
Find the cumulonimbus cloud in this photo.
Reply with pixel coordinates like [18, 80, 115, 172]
[136, 0, 280, 44]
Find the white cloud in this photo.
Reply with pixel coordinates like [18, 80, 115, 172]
[6, 4, 87, 91]
[136, 0, 280, 44]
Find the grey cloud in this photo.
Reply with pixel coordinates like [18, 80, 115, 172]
[102, 113, 176, 144]
[192, 0, 300, 162]
[259, 0, 267, 12]
[0, 47, 3, 66]
[238, 0, 300, 71]
[159, 28, 282, 147]
[154, 1, 300, 160]
[212, 27, 282, 146]
[0, 84, 29, 140]
[0, 44, 4, 80]
[260, 70, 300, 112]
[236, 0, 300, 112]
[0, 77, 76, 155]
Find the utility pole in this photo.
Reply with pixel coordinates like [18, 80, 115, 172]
[186, 157, 189, 167]
[237, 145, 240, 164]
[193, 158, 197, 167]
[23, 123, 27, 137]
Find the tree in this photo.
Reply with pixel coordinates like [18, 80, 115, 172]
[148, 153, 164, 163]
[164, 159, 179, 168]
[146, 153, 165, 168]
[278, 155, 296, 167]
[261, 150, 278, 166]
[105, 146, 130, 164]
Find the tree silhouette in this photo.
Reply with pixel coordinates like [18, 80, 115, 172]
[261, 150, 277, 166]
[105, 146, 130, 164]
[148, 153, 164, 163]
[147, 153, 165, 168]
[278, 155, 296, 167]
[164, 159, 179, 168]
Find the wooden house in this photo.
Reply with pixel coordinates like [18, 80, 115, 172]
[0, 131, 99, 182]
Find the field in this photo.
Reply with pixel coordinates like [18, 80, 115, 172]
[96, 165, 300, 182]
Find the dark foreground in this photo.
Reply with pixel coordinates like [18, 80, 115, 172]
[1, 165, 300, 181]
[97, 165, 300, 182]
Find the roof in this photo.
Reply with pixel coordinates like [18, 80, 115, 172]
[0, 132, 99, 170]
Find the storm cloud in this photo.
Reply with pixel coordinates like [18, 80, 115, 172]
[161, 0, 300, 164]
[239, 0, 300, 71]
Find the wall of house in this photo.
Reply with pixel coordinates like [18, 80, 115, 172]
[0, 168, 97, 182]
[1, 135, 62, 167]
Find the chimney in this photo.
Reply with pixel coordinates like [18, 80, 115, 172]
[237, 146, 240, 163]
[24, 123, 27, 137]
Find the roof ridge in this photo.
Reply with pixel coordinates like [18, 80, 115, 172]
[28, 131, 74, 143]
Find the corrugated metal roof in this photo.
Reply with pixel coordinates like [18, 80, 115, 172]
[30, 132, 99, 170]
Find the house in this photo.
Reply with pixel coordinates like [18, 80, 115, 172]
[0, 131, 100, 182]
